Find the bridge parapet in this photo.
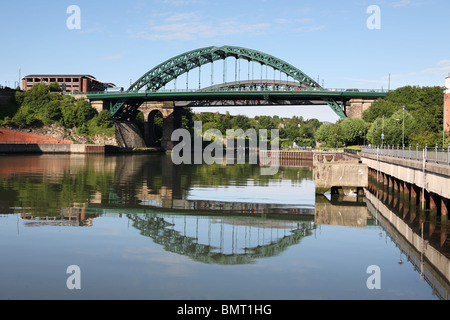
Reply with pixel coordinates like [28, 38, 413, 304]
[361, 146, 450, 201]
[362, 146, 450, 165]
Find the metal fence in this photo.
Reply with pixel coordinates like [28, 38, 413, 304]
[362, 145, 450, 165]
[80, 87, 387, 96]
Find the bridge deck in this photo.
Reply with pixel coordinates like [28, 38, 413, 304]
[86, 88, 387, 102]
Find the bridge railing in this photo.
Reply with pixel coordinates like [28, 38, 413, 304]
[362, 145, 450, 165]
[82, 87, 388, 96]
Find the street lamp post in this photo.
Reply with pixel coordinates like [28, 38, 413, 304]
[402, 105, 405, 149]
[443, 86, 447, 148]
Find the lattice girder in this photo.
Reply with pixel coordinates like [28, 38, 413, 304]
[128, 46, 321, 92]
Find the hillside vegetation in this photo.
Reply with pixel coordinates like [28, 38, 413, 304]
[0, 83, 115, 140]
[316, 86, 448, 148]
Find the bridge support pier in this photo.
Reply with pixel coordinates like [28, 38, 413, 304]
[115, 121, 147, 149]
[139, 102, 182, 151]
[345, 98, 376, 118]
[162, 106, 182, 151]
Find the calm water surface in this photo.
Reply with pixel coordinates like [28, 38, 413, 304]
[0, 154, 448, 300]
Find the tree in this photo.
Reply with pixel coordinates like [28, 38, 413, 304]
[257, 115, 276, 130]
[316, 123, 343, 148]
[61, 99, 97, 128]
[231, 114, 250, 131]
[338, 118, 365, 146]
[362, 100, 400, 123]
[42, 100, 63, 125]
[366, 110, 415, 146]
[48, 82, 62, 92]
[363, 85, 444, 147]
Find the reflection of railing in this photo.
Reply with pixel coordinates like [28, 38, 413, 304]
[18, 207, 96, 227]
[80, 87, 388, 96]
[362, 146, 450, 165]
[127, 213, 316, 265]
[364, 190, 450, 300]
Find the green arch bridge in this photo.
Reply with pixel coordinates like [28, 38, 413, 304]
[86, 45, 387, 121]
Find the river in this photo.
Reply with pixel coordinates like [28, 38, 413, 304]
[0, 153, 448, 300]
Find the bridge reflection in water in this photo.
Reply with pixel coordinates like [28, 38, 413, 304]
[127, 212, 314, 265]
[5, 153, 448, 298]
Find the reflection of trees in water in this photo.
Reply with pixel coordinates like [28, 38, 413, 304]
[0, 154, 314, 218]
[0, 156, 116, 216]
[111, 154, 314, 204]
[128, 213, 315, 265]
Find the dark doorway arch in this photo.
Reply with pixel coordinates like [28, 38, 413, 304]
[146, 110, 164, 147]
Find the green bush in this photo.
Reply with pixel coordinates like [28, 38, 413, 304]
[2, 83, 115, 137]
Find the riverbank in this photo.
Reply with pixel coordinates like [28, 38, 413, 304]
[0, 125, 117, 145]
[0, 143, 164, 154]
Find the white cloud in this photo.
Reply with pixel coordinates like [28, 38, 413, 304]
[387, 60, 450, 80]
[390, 0, 412, 7]
[343, 60, 450, 88]
[131, 13, 271, 41]
[388, 0, 432, 7]
[272, 17, 322, 33]
[162, 0, 207, 6]
[295, 25, 326, 33]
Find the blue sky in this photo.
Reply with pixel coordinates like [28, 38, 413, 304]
[1, 0, 449, 122]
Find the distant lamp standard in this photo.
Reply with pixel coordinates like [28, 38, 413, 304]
[381, 115, 385, 148]
[402, 105, 406, 148]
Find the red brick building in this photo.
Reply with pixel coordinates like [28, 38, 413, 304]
[21, 74, 115, 93]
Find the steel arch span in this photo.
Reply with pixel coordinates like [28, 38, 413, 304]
[128, 45, 321, 92]
[99, 45, 374, 120]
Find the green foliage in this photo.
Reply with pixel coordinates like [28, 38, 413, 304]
[339, 118, 365, 146]
[316, 123, 343, 148]
[231, 114, 251, 131]
[366, 110, 415, 146]
[189, 111, 323, 148]
[363, 85, 445, 147]
[48, 82, 62, 92]
[61, 99, 97, 128]
[12, 104, 42, 127]
[87, 110, 115, 136]
[181, 107, 194, 132]
[316, 118, 365, 148]
[362, 100, 400, 123]
[0, 94, 20, 123]
[1, 83, 114, 137]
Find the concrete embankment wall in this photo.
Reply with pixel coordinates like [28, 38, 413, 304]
[0, 128, 125, 154]
[0, 127, 74, 144]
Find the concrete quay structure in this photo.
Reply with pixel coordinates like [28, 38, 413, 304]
[361, 149, 449, 219]
[313, 152, 368, 195]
